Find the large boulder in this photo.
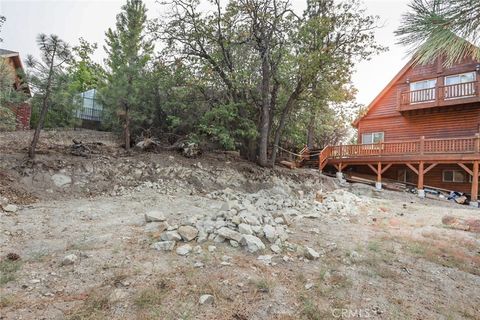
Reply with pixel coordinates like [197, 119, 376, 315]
[145, 210, 167, 222]
[178, 226, 199, 242]
[216, 227, 243, 242]
[263, 225, 277, 243]
[240, 235, 265, 253]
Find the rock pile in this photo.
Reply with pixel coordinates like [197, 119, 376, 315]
[147, 186, 368, 256]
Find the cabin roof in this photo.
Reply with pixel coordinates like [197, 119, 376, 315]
[352, 58, 415, 128]
[0, 48, 31, 96]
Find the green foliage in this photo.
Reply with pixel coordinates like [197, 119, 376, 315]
[69, 38, 105, 92]
[199, 103, 258, 150]
[0, 106, 16, 131]
[396, 0, 480, 66]
[27, 34, 79, 129]
[100, 0, 154, 146]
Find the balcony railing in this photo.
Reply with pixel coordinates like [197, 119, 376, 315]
[321, 135, 480, 161]
[399, 81, 480, 111]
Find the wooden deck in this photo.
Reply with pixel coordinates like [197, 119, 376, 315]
[317, 135, 480, 200]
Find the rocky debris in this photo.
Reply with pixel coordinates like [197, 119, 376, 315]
[216, 227, 243, 242]
[238, 223, 253, 235]
[160, 231, 182, 241]
[144, 222, 169, 235]
[442, 215, 480, 233]
[51, 173, 72, 188]
[257, 255, 272, 265]
[263, 225, 276, 243]
[176, 244, 192, 256]
[2, 204, 18, 213]
[61, 254, 78, 266]
[304, 247, 320, 260]
[270, 244, 282, 254]
[181, 142, 202, 158]
[199, 294, 214, 305]
[151, 241, 176, 251]
[208, 245, 216, 252]
[240, 235, 266, 253]
[145, 211, 167, 222]
[178, 225, 199, 242]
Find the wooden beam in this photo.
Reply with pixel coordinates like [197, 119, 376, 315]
[381, 163, 392, 174]
[423, 163, 437, 174]
[406, 163, 419, 175]
[458, 163, 473, 176]
[367, 164, 378, 174]
[377, 162, 382, 183]
[418, 161, 424, 190]
[472, 161, 479, 202]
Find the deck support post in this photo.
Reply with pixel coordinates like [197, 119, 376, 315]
[471, 161, 479, 206]
[335, 163, 344, 181]
[417, 161, 425, 198]
[375, 162, 382, 191]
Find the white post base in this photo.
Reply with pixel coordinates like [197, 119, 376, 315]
[469, 201, 479, 208]
[336, 172, 343, 181]
[418, 189, 425, 198]
[375, 182, 382, 191]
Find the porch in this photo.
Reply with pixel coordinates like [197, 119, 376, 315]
[317, 134, 480, 201]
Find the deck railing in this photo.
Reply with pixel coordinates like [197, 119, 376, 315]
[400, 81, 479, 109]
[321, 135, 480, 161]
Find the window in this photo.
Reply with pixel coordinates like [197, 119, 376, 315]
[445, 72, 476, 85]
[409, 79, 436, 103]
[444, 72, 476, 99]
[442, 170, 466, 183]
[362, 132, 384, 144]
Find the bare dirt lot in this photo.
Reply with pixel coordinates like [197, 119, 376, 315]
[1, 130, 479, 320]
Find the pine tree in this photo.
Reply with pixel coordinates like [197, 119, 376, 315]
[396, 0, 480, 66]
[101, 0, 153, 150]
[27, 34, 72, 159]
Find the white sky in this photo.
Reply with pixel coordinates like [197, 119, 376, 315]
[0, 0, 412, 106]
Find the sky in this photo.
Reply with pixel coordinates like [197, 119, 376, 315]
[0, 0, 412, 106]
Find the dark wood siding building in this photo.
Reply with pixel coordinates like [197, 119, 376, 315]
[318, 56, 480, 201]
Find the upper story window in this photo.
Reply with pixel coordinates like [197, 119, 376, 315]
[362, 132, 384, 144]
[444, 71, 476, 99]
[409, 78, 436, 103]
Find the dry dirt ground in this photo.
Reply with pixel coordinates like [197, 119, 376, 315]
[1, 130, 480, 320]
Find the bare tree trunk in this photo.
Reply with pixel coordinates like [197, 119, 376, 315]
[29, 45, 57, 159]
[271, 80, 304, 166]
[124, 104, 130, 150]
[258, 54, 270, 167]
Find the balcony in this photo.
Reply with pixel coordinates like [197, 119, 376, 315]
[398, 81, 480, 112]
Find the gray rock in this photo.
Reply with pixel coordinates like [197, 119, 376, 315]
[274, 217, 284, 224]
[178, 225, 199, 242]
[199, 294, 214, 305]
[196, 230, 208, 243]
[144, 222, 169, 234]
[160, 231, 182, 241]
[229, 240, 239, 248]
[240, 235, 265, 253]
[257, 255, 272, 265]
[145, 210, 167, 222]
[263, 225, 277, 243]
[270, 244, 282, 254]
[3, 204, 18, 213]
[176, 244, 192, 256]
[238, 223, 252, 235]
[208, 245, 217, 252]
[216, 227, 243, 242]
[52, 174, 72, 187]
[304, 247, 320, 260]
[61, 254, 78, 266]
[151, 241, 176, 251]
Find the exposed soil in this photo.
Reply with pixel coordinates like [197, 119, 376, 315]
[1, 130, 479, 320]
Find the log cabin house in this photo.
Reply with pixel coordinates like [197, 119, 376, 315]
[318, 55, 480, 202]
[0, 49, 31, 130]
